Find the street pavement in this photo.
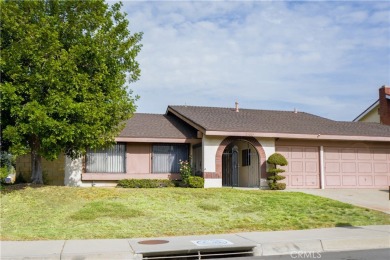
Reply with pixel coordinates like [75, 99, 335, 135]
[1, 225, 389, 259]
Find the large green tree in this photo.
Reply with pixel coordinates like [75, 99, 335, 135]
[0, 0, 142, 183]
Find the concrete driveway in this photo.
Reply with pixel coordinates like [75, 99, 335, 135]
[289, 189, 390, 214]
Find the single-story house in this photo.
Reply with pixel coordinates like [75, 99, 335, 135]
[58, 103, 390, 189]
[16, 97, 390, 189]
[353, 85, 390, 125]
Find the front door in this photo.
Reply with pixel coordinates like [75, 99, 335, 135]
[231, 146, 239, 186]
[222, 145, 239, 187]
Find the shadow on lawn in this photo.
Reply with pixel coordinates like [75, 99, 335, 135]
[1, 183, 46, 194]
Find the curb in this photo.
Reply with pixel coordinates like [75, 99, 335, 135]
[254, 236, 390, 257]
[3, 237, 388, 259]
[257, 239, 323, 256]
[1, 225, 389, 259]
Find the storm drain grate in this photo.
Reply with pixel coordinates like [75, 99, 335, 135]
[142, 249, 254, 259]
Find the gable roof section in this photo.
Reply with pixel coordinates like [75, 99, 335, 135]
[168, 105, 390, 142]
[116, 113, 199, 143]
[353, 86, 390, 123]
[353, 100, 379, 122]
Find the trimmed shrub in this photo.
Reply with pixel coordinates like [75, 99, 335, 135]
[267, 153, 288, 166]
[269, 182, 286, 190]
[117, 179, 175, 188]
[178, 157, 205, 188]
[188, 176, 204, 188]
[267, 175, 285, 181]
[267, 152, 288, 190]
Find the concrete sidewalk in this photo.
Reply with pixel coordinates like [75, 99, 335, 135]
[1, 225, 389, 259]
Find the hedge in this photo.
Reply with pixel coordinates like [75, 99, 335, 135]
[117, 179, 176, 188]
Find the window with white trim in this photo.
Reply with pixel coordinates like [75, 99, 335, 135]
[86, 143, 126, 173]
[152, 144, 189, 173]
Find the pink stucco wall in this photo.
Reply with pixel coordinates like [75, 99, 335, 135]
[126, 143, 151, 174]
[82, 142, 182, 181]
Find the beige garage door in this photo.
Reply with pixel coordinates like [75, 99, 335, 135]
[276, 146, 320, 188]
[324, 147, 390, 188]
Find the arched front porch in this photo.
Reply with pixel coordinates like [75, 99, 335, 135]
[215, 137, 267, 188]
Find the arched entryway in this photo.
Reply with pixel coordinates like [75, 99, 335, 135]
[216, 137, 267, 188]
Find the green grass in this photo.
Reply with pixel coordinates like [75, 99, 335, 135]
[1, 185, 389, 240]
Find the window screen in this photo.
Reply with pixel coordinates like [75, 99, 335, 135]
[86, 143, 126, 173]
[152, 144, 189, 173]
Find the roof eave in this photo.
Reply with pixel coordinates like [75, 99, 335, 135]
[204, 130, 390, 142]
[115, 137, 201, 144]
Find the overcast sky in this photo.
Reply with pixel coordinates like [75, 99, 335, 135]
[118, 0, 390, 121]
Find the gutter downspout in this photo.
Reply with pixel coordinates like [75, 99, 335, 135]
[320, 146, 325, 189]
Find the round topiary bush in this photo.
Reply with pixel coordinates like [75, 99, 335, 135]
[267, 152, 288, 190]
[267, 153, 288, 166]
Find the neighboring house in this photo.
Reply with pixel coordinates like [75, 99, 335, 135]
[353, 86, 390, 125]
[17, 103, 390, 189]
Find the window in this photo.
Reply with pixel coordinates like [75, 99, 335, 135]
[152, 144, 189, 173]
[242, 149, 251, 167]
[86, 143, 126, 173]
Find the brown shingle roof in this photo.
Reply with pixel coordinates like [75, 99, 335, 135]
[168, 105, 390, 138]
[119, 113, 198, 139]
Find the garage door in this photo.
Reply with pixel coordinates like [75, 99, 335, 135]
[324, 147, 390, 188]
[276, 146, 320, 188]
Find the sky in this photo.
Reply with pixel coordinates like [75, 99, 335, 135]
[118, 0, 390, 121]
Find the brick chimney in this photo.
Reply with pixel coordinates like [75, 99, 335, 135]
[379, 86, 390, 125]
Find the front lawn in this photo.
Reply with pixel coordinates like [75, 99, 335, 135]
[1, 185, 389, 240]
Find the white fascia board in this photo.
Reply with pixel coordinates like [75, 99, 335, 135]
[115, 137, 200, 144]
[204, 131, 390, 142]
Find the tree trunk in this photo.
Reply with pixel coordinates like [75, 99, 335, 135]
[31, 135, 43, 184]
